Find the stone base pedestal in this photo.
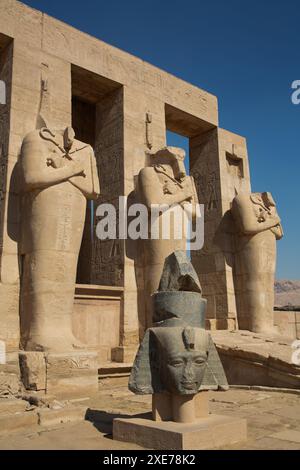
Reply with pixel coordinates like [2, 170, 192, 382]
[19, 350, 98, 399]
[113, 413, 247, 450]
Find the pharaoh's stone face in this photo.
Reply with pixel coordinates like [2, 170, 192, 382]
[163, 349, 208, 394]
[155, 327, 209, 395]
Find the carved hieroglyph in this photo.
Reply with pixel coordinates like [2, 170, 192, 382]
[19, 126, 100, 352]
[137, 147, 199, 330]
[231, 192, 283, 333]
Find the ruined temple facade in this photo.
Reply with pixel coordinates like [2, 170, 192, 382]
[0, 0, 251, 364]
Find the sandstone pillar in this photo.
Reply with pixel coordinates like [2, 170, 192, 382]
[190, 128, 251, 330]
[112, 87, 166, 362]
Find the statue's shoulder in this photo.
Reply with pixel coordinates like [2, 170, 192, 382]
[231, 193, 255, 222]
[138, 166, 156, 178]
[233, 192, 251, 207]
[22, 129, 42, 146]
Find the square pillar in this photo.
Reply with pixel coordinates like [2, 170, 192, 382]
[112, 86, 166, 362]
[0, 33, 72, 350]
[190, 128, 251, 330]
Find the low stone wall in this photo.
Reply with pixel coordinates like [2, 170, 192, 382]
[212, 330, 300, 390]
[72, 284, 123, 364]
[274, 310, 300, 339]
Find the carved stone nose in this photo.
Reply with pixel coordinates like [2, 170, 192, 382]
[183, 362, 195, 381]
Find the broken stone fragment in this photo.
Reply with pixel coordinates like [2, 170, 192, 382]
[158, 251, 202, 293]
[19, 351, 46, 391]
[0, 372, 20, 398]
[153, 251, 206, 325]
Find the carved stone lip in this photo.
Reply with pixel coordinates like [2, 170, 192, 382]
[180, 381, 197, 390]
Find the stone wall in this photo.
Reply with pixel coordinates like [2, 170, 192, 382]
[0, 1, 252, 359]
[274, 310, 300, 339]
[0, 36, 19, 350]
[72, 285, 123, 363]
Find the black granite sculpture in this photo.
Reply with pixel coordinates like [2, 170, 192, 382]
[129, 251, 228, 395]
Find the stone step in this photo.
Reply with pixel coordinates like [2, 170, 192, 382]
[37, 405, 88, 427]
[98, 362, 132, 378]
[0, 399, 27, 414]
[0, 410, 38, 434]
[212, 330, 300, 389]
[0, 402, 88, 434]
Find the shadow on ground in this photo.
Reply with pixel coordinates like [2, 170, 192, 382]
[85, 409, 151, 438]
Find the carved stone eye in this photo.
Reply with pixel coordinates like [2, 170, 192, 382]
[194, 357, 206, 366]
[169, 359, 184, 367]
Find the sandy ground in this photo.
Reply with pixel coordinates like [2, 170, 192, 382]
[0, 381, 299, 450]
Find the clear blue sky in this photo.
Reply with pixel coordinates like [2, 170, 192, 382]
[23, 0, 299, 280]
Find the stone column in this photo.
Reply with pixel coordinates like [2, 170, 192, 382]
[190, 128, 251, 330]
[217, 129, 251, 330]
[112, 86, 166, 362]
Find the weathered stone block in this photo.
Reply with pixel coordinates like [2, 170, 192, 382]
[45, 351, 98, 399]
[0, 410, 38, 434]
[37, 405, 87, 427]
[19, 351, 46, 391]
[0, 372, 20, 397]
[46, 351, 98, 376]
[0, 398, 27, 414]
[46, 375, 98, 399]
